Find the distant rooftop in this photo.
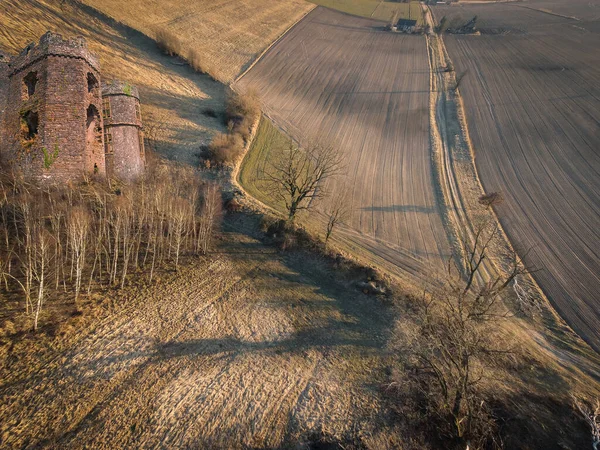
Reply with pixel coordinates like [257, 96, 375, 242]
[397, 19, 418, 28]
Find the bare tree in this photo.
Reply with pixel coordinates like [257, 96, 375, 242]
[119, 199, 135, 289]
[266, 138, 344, 221]
[324, 182, 352, 244]
[393, 221, 531, 448]
[32, 226, 54, 331]
[17, 194, 34, 314]
[197, 183, 221, 255]
[67, 207, 90, 302]
[0, 163, 224, 333]
[171, 197, 191, 269]
[574, 396, 600, 450]
[478, 191, 503, 210]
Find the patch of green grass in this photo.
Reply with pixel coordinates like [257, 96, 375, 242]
[238, 116, 289, 214]
[309, 0, 424, 25]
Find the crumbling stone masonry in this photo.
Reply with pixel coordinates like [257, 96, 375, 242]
[102, 81, 145, 181]
[0, 32, 145, 182]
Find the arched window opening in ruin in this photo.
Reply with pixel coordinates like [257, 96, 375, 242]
[23, 72, 38, 98]
[104, 129, 113, 154]
[86, 105, 101, 145]
[102, 97, 111, 119]
[20, 110, 39, 141]
[135, 102, 141, 120]
[87, 72, 99, 93]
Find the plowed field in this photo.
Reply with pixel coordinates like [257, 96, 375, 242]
[434, 2, 600, 351]
[236, 7, 450, 282]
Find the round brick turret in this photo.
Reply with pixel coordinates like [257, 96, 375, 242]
[0, 55, 10, 156]
[101, 80, 145, 181]
[0, 31, 106, 181]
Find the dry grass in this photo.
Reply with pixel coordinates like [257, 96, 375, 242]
[78, 0, 315, 83]
[0, 214, 394, 448]
[0, 0, 226, 164]
[309, 0, 425, 25]
[154, 28, 182, 56]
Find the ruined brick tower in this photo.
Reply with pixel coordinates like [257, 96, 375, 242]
[0, 32, 106, 180]
[101, 81, 145, 181]
[0, 32, 145, 182]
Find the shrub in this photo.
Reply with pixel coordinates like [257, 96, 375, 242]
[155, 28, 182, 57]
[205, 90, 260, 167]
[479, 191, 503, 209]
[225, 90, 260, 133]
[207, 132, 244, 166]
[201, 107, 218, 118]
[187, 48, 216, 79]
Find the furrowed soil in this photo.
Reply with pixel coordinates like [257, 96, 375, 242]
[0, 0, 226, 164]
[434, 1, 600, 352]
[78, 0, 315, 84]
[0, 215, 393, 448]
[236, 7, 451, 287]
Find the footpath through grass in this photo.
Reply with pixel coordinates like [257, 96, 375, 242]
[309, 0, 424, 25]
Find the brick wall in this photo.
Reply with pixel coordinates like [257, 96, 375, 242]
[0, 60, 10, 160]
[0, 32, 106, 181]
[0, 33, 148, 183]
[102, 81, 145, 181]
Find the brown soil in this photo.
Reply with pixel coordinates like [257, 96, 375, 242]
[0, 213, 394, 449]
[434, 1, 600, 352]
[236, 7, 451, 288]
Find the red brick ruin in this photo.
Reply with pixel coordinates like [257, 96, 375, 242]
[0, 32, 145, 182]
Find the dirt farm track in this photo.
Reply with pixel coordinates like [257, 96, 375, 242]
[434, 1, 600, 352]
[238, 3, 600, 353]
[237, 7, 451, 283]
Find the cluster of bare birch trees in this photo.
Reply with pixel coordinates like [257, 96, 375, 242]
[0, 165, 221, 330]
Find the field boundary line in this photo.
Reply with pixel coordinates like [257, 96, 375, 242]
[513, 4, 581, 21]
[229, 114, 285, 220]
[233, 5, 317, 85]
[425, 5, 549, 299]
[371, 1, 383, 18]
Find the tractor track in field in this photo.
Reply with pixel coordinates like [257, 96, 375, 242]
[432, 1, 600, 353]
[424, 5, 600, 377]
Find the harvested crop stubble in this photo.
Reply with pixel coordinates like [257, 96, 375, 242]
[236, 7, 450, 283]
[434, 2, 600, 351]
[78, 0, 315, 83]
[309, 0, 424, 24]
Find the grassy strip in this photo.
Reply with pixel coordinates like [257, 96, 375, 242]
[308, 0, 424, 25]
[238, 116, 290, 214]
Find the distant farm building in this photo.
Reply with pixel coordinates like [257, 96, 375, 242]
[0, 32, 145, 182]
[397, 19, 418, 33]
